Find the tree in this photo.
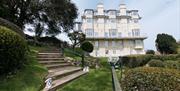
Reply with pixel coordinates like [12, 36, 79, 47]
[155, 33, 178, 54]
[80, 42, 94, 53]
[68, 31, 86, 49]
[80, 41, 94, 67]
[0, 0, 78, 36]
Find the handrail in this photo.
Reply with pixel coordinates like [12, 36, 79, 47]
[111, 63, 122, 91]
[63, 48, 82, 57]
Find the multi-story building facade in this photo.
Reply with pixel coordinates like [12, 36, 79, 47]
[80, 2, 147, 57]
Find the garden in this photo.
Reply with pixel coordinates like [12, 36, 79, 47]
[118, 35, 180, 91]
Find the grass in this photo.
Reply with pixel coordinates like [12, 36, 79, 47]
[58, 57, 113, 91]
[63, 48, 83, 61]
[0, 46, 48, 91]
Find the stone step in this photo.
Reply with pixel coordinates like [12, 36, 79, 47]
[50, 71, 87, 90]
[48, 66, 79, 73]
[47, 67, 82, 80]
[38, 58, 65, 61]
[37, 54, 62, 58]
[39, 61, 67, 65]
[45, 63, 72, 69]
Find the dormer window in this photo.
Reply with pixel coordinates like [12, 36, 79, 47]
[109, 11, 116, 15]
[85, 10, 93, 15]
[86, 18, 93, 23]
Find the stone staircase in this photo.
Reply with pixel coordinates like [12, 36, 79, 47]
[38, 49, 87, 91]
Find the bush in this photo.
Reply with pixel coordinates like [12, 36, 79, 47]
[146, 50, 155, 55]
[80, 41, 94, 53]
[0, 26, 27, 75]
[164, 60, 180, 70]
[120, 54, 180, 68]
[0, 18, 24, 37]
[148, 60, 165, 67]
[120, 55, 153, 68]
[121, 67, 180, 91]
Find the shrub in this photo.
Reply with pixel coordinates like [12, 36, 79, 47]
[120, 55, 153, 68]
[120, 54, 180, 68]
[0, 18, 24, 37]
[148, 60, 165, 67]
[80, 41, 94, 53]
[0, 26, 27, 75]
[146, 50, 155, 55]
[164, 60, 180, 70]
[121, 67, 180, 91]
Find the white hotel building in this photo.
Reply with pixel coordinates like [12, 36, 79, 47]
[77, 2, 147, 57]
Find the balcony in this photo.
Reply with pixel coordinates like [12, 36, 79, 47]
[85, 33, 147, 40]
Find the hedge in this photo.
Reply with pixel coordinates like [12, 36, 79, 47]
[0, 26, 27, 75]
[148, 60, 165, 67]
[0, 18, 24, 37]
[121, 67, 180, 91]
[120, 54, 180, 68]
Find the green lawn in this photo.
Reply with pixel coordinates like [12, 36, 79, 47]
[58, 58, 113, 91]
[0, 46, 48, 91]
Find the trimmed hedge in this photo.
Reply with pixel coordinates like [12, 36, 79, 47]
[120, 55, 153, 68]
[0, 26, 27, 75]
[148, 60, 165, 67]
[121, 67, 180, 91]
[80, 41, 94, 53]
[120, 54, 180, 68]
[0, 18, 24, 37]
[164, 60, 180, 70]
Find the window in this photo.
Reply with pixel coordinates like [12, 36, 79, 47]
[86, 10, 93, 15]
[105, 41, 108, 47]
[112, 41, 116, 47]
[94, 32, 98, 36]
[86, 29, 93, 37]
[109, 29, 117, 37]
[98, 18, 104, 23]
[109, 18, 116, 23]
[99, 41, 104, 47]
[132, 29, 140, 36]
[118, 41, 124, 49]
[113, 50, 116, 54]
[86, 18, 93, 23]
[108, 41, 112, 47]
[109, 11, 116, 15]
[104, 32, 108, 37]
[118, 32, 122, 37]
[133, 19, 138, 23]
[132, 12, 138, 16]
[95, 41, 99, 47]
[135, 40, 142, 47]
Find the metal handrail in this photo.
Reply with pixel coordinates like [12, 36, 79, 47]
[111, 65, 122, 91]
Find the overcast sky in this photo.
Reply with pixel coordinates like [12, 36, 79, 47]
[58, 0, 180, 50]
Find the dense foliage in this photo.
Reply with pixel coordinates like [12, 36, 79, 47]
[164, 60, 180, 70]
[0, 26, 27, 75]
[120, 55, 152, 68]
[80, 42, 94, 53]
[146, 50, 155, 55]
[120, 54, 180, 68]
[122, 67, 180, 91]
[156, 34, 178, 54]
[68, 31, 86, 49]
[0, 18, 24, 37]
[148, 60, 164, 67]
[0, 0, 78, 36]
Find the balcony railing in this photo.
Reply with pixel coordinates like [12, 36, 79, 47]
[86, 33, 147, 39]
